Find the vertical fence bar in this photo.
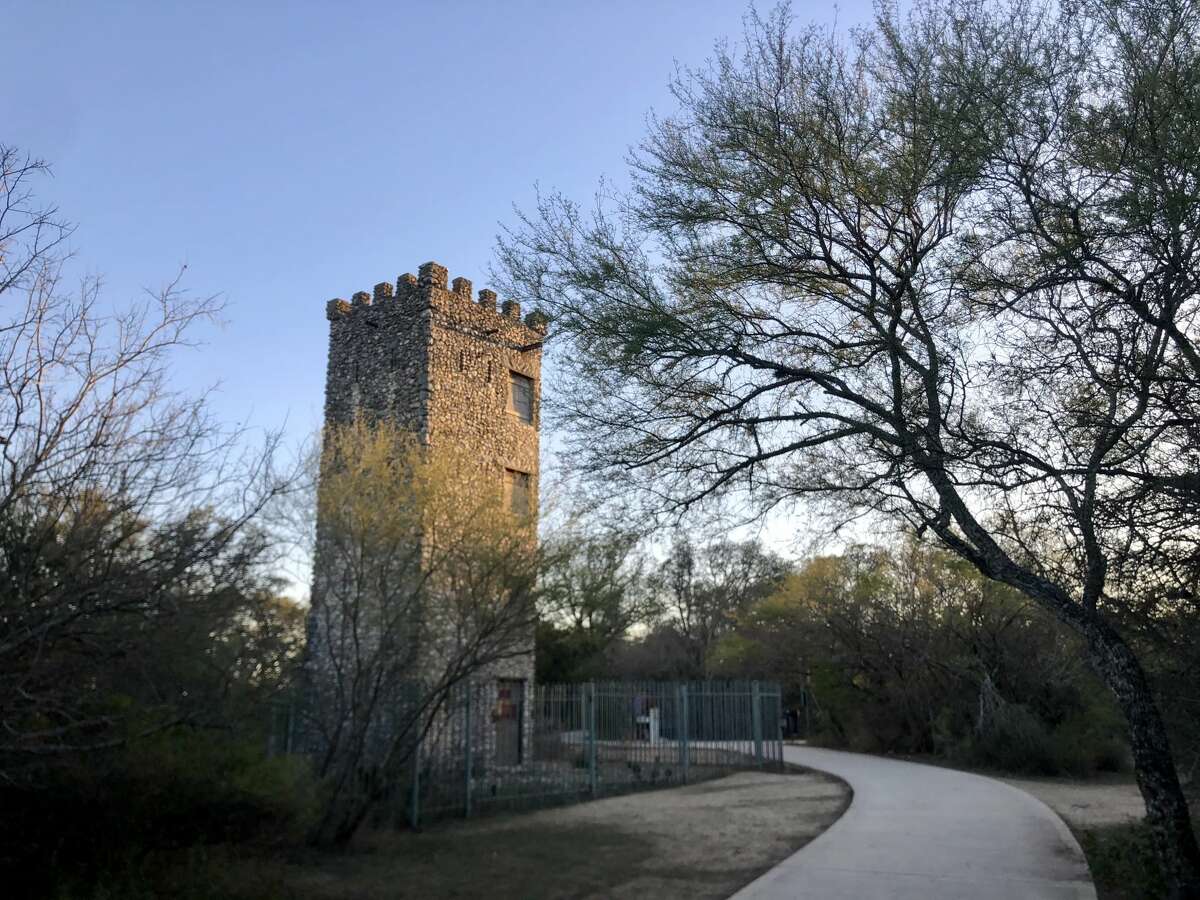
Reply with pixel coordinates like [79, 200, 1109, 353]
[362, 679, 788, 825]
[587, 681, 598, 797]
[744, 681, 752, 760]
[752, 680, 764, 767]
[775, 687, 784, 768]
[676, 683, 684, 781]
[681, 682, 690, 783]
[409, 732, 422, 830]
[726, 681, 733, 757]
[745, 681, 752, 760]
[575, 683, 581, 795]
[740, 681, 746, 758]
[463, 682, 473, 818]
[285, 699, 296, 754]
[803, 670, 811, 739]
[727, 682, 735, 757]
[721, 681, 728, 757]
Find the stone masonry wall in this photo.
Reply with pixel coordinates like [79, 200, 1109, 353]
[312, 260, 544, 763]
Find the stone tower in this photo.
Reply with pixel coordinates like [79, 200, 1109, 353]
[311, 260, 543, 762]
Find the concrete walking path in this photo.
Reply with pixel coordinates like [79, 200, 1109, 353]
[730, 745, 1096, 899]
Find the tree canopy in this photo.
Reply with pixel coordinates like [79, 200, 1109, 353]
[499, 2, 1200, 892]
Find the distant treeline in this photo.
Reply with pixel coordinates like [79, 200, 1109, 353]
[537, 532, 1199, 779]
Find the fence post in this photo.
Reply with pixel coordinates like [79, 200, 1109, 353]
[267, 703, 279, 758]
[408, 731, 422, 830]
[675, 684, 683, 780]
[464, 683, 473, 818]
[679, 683, 689, 784]
[587, 682, 598, 797]
[285, 698, 296, 754]
[803, 668, 811, 739]
[774, 686, 784, 769]
[752, 680, 764, 767]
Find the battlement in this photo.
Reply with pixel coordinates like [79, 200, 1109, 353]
[325, 260, 548, 334]
[311, 255, 541, 768]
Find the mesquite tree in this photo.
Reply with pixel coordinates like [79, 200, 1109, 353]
[498, 2, 1200, 893]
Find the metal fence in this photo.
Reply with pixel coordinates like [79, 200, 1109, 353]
[275, 679, 783, 828]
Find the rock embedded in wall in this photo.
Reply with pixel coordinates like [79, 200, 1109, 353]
[311, 260, 545, 760]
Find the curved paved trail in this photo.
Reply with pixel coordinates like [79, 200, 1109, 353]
[730, 746, 1096, 900]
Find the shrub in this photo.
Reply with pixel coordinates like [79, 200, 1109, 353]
[1050, 704, 1132, 777]
[1, 728, 317, 899]
[1079, 822, 1167, 900]
[952, 696, 1133, 777]
[957, 703, 1061, 774]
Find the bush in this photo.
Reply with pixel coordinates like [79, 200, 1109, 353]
[953, 698, 1133, 777]
[1050, 703, 1132, 777]
[1079, 822, 1167, 900]
[1, 728, 317, 899]
[957, 703, 1061, 774]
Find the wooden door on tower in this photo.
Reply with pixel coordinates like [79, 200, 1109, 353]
[494, 679, 523, 767]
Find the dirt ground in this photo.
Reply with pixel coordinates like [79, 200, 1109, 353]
[222, 769, 849, 900]
[884, 748, 1149, 830]
[997, 776, 1172, 900]
[1000, 775, 1146, 828]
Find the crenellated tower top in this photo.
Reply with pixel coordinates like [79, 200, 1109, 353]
[325, 260, 548, 336]
[308, 258, 542, 766]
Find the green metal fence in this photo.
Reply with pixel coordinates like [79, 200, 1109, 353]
[408, 679, 784, 826]
[275, 679, 784, 828]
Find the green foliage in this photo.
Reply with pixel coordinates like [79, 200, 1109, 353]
[1080, 822, 1169, 900]
[0, 496, 303, 780]
[536, 622, 610, 683]
[0, 499, 305, 896]
[953, 687, 1132, 777]
[605, 626, 698, 681]
[555, 534, 791, 682]
[536, 527, 653, 682]
[0, 502, 305, 894]
[1052, 701, 1134, 777]
[307, 418, 544, 847]
[955, 704, 1061, 775]
[3, 728, 317, 899]
[500, 0, 1200, 887]
[640, 536, 790, 680]
[713, 536, 1134, 776]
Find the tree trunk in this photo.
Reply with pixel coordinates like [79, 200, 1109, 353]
[307, 757, 372, 847]
[937, 489, 1200, 896]
[1083, 618, 1200, 900]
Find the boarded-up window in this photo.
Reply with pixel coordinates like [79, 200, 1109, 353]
[504, 468, 532, 516]
[508, 371, 534, 423]
[494, 679, 524, 765]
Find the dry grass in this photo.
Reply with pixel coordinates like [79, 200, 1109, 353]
[200, 769, 849, 900]
[1000, 774, 1144, 829]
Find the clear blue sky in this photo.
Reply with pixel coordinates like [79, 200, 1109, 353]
[3, 0, 876, 453]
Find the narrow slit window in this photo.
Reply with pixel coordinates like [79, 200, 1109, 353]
[504, 468, 532, 516]
[508, 371, 534, 423]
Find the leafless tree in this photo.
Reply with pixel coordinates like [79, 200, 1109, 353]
[0, 145, 289, 781]
[497, 3, 1200, 893]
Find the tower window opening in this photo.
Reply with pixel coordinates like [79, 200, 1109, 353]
[504, 468, 532, 516]
[508, 371, 534, 423]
